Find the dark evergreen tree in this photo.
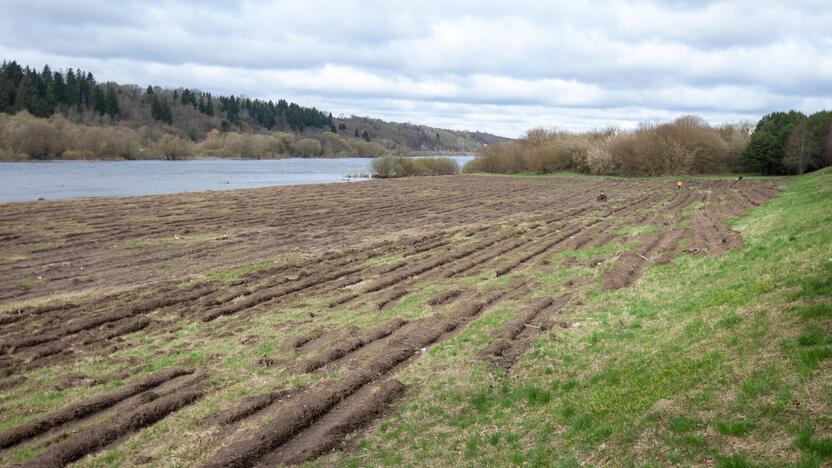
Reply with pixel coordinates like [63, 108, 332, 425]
[51, 71, 65, 106]
[0, 75, 12, 112]
[159, 99, 172, 124]
[94, 86, 106, 115]
[104, 86, 119, 117]
[742, 111, 807, 175]
[78, 72, 95, 109]
[13, 72, 33, 113]
[65, 69, 79, 107]
[205, 93, 214, 116]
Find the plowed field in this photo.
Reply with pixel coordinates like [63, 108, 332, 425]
[0, 175, 782, 466]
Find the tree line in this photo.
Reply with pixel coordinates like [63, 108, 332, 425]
[0, 60, 333, 134]
[0, 61, 118, 118]
[743, 110, 832, 175]
[465, 111, 832, 176]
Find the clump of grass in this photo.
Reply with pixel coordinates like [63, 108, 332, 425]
[204, 261, 272, 282]
[797, 347, 832, 372]
[19, 277, 43, 287]
[5, 253, 28, 263]
[517, 385, 551, 406]
[792, 303, 832, 319]
[715, 419, 756, 437]
[668, 416, 700, 433]
[718, 313, 744, 328]
[716, 453, 755, 468]
[616, 225, 657, 237]
[797, 327, 828, 346]
[797, 426, 832, 459]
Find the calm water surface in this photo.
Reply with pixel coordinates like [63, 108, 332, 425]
[0, 156, 475, 202]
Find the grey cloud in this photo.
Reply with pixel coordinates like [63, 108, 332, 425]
[2, 0, 831, 136]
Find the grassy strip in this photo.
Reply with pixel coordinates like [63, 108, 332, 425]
[339, 168, 832, 467]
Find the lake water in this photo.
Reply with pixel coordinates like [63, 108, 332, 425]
[0, 156, 475, 203]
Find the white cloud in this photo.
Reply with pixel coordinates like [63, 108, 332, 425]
[1, 0, 831, 136]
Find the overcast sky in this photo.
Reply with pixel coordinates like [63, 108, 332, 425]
[2, 0, 831, 137]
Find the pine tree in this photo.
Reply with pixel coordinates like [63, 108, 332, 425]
[65, 69, 79, 107]
[0, 76, 12, 112]
[52, 71, 65, 105]
[94, 86, 106, 115]
[13, 73, 33, 113]
[104, 86, 119, 117]
[78, 71, 96, 109]
[160, 99, 173, 124]
[151, 95, 162, 120]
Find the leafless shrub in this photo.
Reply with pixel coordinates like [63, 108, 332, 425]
[149, 134, 194, 160]
[291, 138, 323, 157]
[372, 156, 459, 178]
[467, 116, 737, 176]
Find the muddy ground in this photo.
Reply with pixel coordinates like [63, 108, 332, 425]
[0, 175, 781, 466]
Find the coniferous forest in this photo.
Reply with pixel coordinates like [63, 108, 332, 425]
[0, 60, 500, 160]
[0, 60, 333, 132]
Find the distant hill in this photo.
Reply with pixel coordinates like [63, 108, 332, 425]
[334, 116, 507, 153]
[0, 60, 508, 160]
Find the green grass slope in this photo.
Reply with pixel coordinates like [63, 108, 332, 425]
[334, 168, 832, 467]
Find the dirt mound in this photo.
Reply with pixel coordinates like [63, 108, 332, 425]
[25, 388, 202, 467]
[0, 367, 190, 449]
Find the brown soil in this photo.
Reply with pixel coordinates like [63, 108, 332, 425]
[202, 388, 296, 426]
[0, 368, 189, 449]
[0, 176, 782, 466]
[25, 387, 203, 467]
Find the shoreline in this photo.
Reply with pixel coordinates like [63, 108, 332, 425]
[0, 152, 476, 163]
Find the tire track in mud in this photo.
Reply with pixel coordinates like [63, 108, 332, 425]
[201, 285, 522, 467]
[24, 388, 203, 468]
[480, 294, 572, 369]
[0, 368, 190, 449]
[1, 176, 659, 302]
[602, 231, 675, 290]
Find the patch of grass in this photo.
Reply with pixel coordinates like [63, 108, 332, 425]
[125, 241, 146, 249]
[343, 169, 832, 466]
[716, 453, 755, 468]
[718, 313, 744, 328]
[668, 416, 700, 433]
[517, 385, 551, 406]
[792, 303, 832, 320]
[4, 253, 28, 263]
[797, 347, 832, 372]
[797, 426, 832, 459]
[19, 277, 43, 288]
[715, 419, 756, 437]
[797, 327, 828, 346]
[616, 224, 657, 237]
[204, 261, 272, 282]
